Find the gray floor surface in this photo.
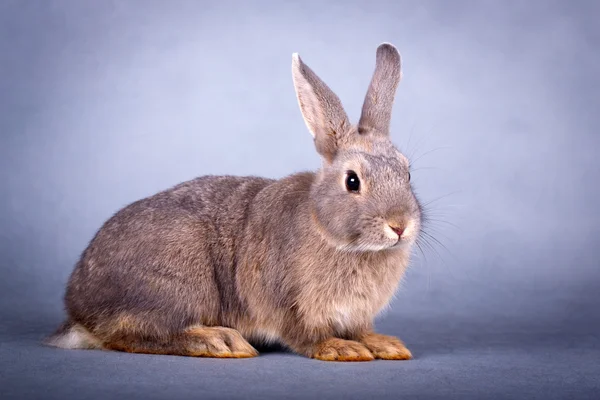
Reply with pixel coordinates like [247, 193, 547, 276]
[2, 308, 598, 400]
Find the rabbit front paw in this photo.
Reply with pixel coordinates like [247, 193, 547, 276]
[311, 338, 374, 362]
[359, 333, 412, 360]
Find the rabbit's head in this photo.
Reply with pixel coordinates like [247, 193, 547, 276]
[292, 43, 422, 252]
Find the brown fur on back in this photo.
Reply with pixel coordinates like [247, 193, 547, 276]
[64, 176, 273, 340]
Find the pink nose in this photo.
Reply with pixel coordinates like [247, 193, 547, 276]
[390, 225, 405, 238]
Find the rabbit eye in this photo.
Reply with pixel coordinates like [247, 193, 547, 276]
[408, 171, 411, 182]
[345, 171, 360, 193]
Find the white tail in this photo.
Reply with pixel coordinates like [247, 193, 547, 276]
[44, 322, 103, 350]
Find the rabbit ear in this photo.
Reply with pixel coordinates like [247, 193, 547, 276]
[292, 53, 350, 162]
[358, 43, 402, 136]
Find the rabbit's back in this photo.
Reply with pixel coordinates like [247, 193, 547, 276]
[65, 175, 274, 338]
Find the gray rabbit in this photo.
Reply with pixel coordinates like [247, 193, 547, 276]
[46, 43, 422, 361]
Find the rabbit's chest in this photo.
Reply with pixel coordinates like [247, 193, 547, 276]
[317, 259, 407, 331]
[295, 248, 410, 333]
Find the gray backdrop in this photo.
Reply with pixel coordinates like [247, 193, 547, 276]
[1, 1, 599, 399]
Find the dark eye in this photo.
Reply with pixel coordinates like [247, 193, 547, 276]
[408, 171, 411, 182]
[345, 171, 360, 193]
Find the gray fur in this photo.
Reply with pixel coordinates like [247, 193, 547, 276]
[46, 43, 422, 361]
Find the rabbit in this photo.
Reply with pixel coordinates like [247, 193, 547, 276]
[45, 42, 422, 361]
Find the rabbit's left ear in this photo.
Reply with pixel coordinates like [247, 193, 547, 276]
[358, 43, 402, 137]
[292, 53, 350, 163]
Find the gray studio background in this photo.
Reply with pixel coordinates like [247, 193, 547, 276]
[1, 1, 599, 399]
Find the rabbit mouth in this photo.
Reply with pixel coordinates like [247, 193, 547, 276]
[333, 221, 416, 253]
[390, 218, 418, 244]
[391, 237, 410, 248]
[383, 223, 406, 243]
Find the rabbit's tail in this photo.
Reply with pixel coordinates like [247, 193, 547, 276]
[44, 320, 103, 350]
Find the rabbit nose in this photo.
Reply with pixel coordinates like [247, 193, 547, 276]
[389, 225, 405, 238]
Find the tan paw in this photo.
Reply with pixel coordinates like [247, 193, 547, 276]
[359, 333, 412, 360]
[312, 338, 375, 362]
[185, 326, 259, 358]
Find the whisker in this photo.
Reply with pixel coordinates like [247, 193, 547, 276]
[410, 166, 441, 173]
[411, 117, 439, 153]
[417, 235, 454, 279]
[422, 207, 462, 216]
[421, 231, 458, 280]
[420, 227, 455, 245]
[414, 240, 427, 262]
[410, 146, 453, 166]
[420, 191, 462, 208]
[423, 217, 462, 231]
[420, 230, 455, 260]
[416, 235, 437, 257]
[427, 251, 431, 293]
[403, 120, 419, 160]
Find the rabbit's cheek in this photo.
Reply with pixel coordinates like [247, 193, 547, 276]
[383, 224, 399, 241]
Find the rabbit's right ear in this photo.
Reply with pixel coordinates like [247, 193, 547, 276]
[358, 43, 402, 137]
[292, 53, 350, 163]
